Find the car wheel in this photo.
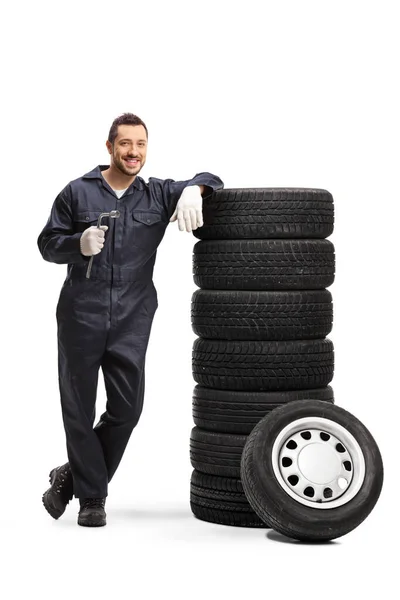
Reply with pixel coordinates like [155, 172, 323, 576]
[241, 400, 384, 541]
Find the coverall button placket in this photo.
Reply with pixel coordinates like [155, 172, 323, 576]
[110, 193, 123, 329]
[110, 193, 118, 329]
[100, 179, 128, 329]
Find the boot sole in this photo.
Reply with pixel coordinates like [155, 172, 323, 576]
[78, 518, 107, 527]
[78, 504, 107, 527]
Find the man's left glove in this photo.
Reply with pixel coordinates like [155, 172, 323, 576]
[169, 185, 203, 232]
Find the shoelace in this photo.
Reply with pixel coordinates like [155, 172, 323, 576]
[81, 498, 105, 510]
[55, 468, 72, 495]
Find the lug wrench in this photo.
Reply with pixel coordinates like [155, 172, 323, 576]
[86, 210, 120, 279]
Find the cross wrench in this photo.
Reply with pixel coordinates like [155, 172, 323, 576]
[85, 210, 120, 279]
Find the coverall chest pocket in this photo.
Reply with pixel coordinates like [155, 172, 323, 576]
[73, 211, 99, 233]
[131, 210, 166, 249]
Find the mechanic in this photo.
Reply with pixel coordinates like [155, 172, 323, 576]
[38, 112, 224, 527]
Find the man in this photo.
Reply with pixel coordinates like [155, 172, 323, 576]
[38, 112, 224, 527]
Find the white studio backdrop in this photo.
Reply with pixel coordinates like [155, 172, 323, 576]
[1, 0, 399, 598]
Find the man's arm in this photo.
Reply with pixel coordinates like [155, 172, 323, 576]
[37, 186, 89, 264]
[159, 172, 224, 220]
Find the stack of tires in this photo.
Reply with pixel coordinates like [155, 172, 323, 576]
[189, 188, 336, 528]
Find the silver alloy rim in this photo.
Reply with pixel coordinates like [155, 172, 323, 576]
[271, 417, 366, 509]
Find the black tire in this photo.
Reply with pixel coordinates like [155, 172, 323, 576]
[190, 470, 267, 528]
[191, 470, 246, 494]
[193, 239, 335, 290]
[192, 384, 335, 434]
[192, 338, 334, 391]
[241, 400, 384, 542]
[190, 498, 267, 528]
[190, 427, 247, 477]
[191, 289, 333, 340]
[192, 188, 334, 240]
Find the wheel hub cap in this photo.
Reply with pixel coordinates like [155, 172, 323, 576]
[298, 442, 341, 484]
[271, 416, 366, 509]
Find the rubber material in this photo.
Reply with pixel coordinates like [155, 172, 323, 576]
[190, 427, 247, 477]
[191, 289, 333, 341]
[193, 239, 335, 290]
[192, 338, 334, 391]
[192, 188, 334, 240]
[190, 469, 267, 527]
[192, 385, 335, 434]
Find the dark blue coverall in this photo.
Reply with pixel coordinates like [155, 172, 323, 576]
[37, 165, 224, 499]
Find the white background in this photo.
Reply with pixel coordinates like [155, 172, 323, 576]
[1, 0, 398, 598]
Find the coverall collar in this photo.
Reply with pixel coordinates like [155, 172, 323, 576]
[82, 164, 144, 190]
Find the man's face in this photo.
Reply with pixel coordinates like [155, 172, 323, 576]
[107, 124, 148, 176]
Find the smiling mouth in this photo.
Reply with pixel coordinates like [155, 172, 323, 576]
[124, 158, 140, 166]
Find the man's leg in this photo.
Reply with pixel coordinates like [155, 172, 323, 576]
[57, 308, 109, 499]
[94, 350, 146, 482]
[93, 281, 157, 481]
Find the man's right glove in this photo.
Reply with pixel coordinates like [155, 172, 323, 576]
[80, 225, 108, 256]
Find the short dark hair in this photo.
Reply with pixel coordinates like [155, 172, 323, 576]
[108, 112, 148, 145]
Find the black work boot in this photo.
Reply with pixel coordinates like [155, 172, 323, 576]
[78, 498, 107, 527]
[42, 463, 73, 519]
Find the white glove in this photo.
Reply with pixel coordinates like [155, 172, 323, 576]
[80, 225, 108, 256]
[169, 185, 203, 232]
